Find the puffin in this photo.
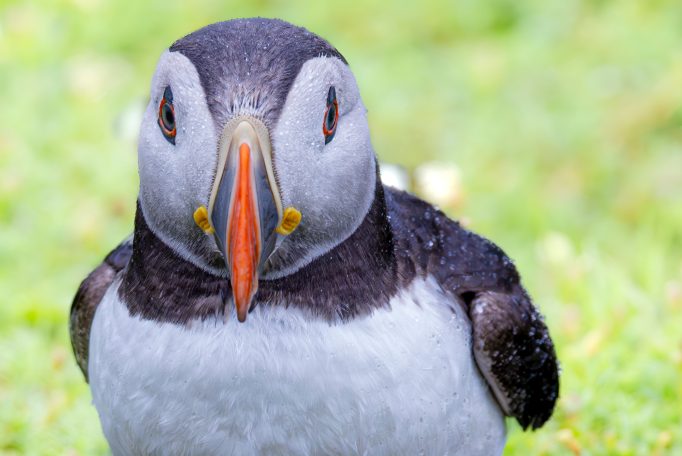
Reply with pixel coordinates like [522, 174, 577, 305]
[70, 18, 559, 455]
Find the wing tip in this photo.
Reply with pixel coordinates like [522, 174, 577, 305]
[512, 364, 560, 430]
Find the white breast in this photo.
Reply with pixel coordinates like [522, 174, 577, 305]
[89, 277, 506, 456]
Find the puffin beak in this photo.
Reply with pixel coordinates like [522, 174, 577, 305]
[207, 118, 283, 322]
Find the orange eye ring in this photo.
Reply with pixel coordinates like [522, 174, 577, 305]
[158, 86, 176, 144]
[323, 86, 338, 144]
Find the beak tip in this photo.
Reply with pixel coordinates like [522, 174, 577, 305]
[237, 307, 248, 323]
[234, 294, 253, 323]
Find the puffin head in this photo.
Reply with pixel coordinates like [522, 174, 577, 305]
[137, 19, 377, 321]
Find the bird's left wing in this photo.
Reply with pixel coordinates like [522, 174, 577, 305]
[385, 187, 559, 430]
[70, 236, 133, 381]
[468, 285, 559, 430]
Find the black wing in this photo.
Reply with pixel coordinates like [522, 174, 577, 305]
[69, 236, 133, 381]
[385, 187, 559, 430]
[469, 287, 559, 429]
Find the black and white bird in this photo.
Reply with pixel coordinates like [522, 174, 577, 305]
[70, 18, 559, 455]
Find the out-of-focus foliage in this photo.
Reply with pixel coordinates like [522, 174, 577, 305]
[1, 0, 680, 454]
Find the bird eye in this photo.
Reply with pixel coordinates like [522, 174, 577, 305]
[158, 86, 176, 145]
[323, 86, 338, 144]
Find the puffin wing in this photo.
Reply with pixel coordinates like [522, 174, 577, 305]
[70, 236, 133, 381]
[468, 286, 559, 429]
[385, 187, 559, 430]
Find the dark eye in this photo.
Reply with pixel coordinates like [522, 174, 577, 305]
[158, 86, 176, 145]
[322, 86, 338, 144]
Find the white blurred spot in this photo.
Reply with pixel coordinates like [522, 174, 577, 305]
[380, 162, 411, 191]
[114, 99, 145, 143]
[538, 231, 573, 265]
[414, 162, 463, 208]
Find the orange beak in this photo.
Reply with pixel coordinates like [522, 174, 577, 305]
[227, 143, 260, 322]
[208, 118, 283, 322]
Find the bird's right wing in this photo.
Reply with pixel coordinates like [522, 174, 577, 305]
[69, 236, 133, 381]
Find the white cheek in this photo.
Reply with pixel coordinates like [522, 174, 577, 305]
[138, 105, 181, 221]
[303, 107, 374, 228]
[273, 57, 372, 211]
[137, 51, 220, 271]
[267, 57, 376, 276]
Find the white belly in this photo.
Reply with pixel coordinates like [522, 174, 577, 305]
[89, 277, 505, 456]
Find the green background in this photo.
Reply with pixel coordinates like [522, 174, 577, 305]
[1, 0, 681, 454]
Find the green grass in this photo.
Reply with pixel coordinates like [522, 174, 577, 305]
[1, 0, 681, 454]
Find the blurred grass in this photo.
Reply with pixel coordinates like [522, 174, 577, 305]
[1, 0, 681, 454]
